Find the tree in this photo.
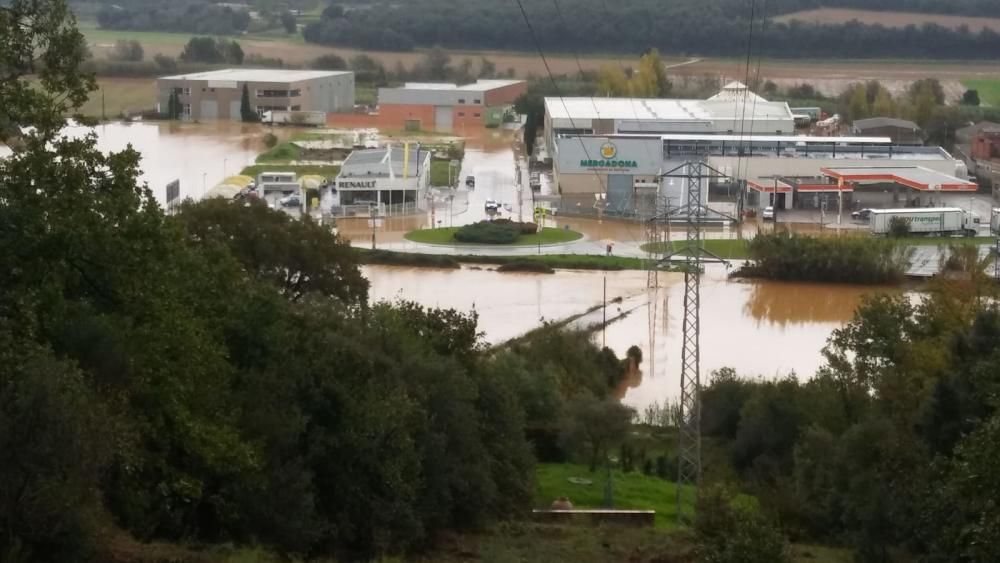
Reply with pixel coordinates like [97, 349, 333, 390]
[846, 84, 870, 122]
[872, 87, 896, 117]
[559, 394, 634, 471]
[321, 3, 345, 19]
[311, 53, 347, 70]
[108, 39, 144, 62]
[418, 47, 452, 81]
[173, 199, 369, 305]
[239, 83, 258, 122]
[280, 11, 297, 34]
[180, 37, 244, 64]
[0, 0, 95, 141]
[695, 485, 791, 563]
[962, 89, 981, 106]
[478, 57, 497, 79]
[595, 65, 629, 97]
[908, 78, 946, 105]
[632, 48, 670, 97]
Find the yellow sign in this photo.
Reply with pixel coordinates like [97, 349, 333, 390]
[600, 142, 617, 159]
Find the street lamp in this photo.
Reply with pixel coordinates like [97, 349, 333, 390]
[202, 172, 207, 197]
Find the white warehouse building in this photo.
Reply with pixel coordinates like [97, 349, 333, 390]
[544, 83, 974, 217]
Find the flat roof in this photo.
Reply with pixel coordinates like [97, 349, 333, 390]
[591, 133, 894, 144]
[821, 166, 977, 192]
[396, 79, 524, 92]
[545, 97, 793, 122]
[159, 68, 352, 82]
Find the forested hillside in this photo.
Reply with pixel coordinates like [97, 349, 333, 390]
[81, 0, 1000, 58]
[301, 0, 1000, 58]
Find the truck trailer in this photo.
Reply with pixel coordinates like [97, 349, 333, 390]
[868, 207, 979, 237]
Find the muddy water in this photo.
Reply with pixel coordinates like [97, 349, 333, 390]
[363, 264, 894, 410]
[2, 121, 267, 203]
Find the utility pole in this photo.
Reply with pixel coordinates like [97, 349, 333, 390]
[655, 160, 733, 526]
[602, 275, 607, 348]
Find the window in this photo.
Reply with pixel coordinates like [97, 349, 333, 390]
[171, 87, 190, 95]
[288, 89, 301, 97]
[473, 112, 481, 117]
[291, 105, 301, 111]
[257, 89, 293, 98]
[473, 99, 481, 104]
[182, 103, 191, 116]
[458, 112, 465, 117]
[458, 98, 466, 104]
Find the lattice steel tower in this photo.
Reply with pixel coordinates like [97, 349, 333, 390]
[654, 160, 731, 525]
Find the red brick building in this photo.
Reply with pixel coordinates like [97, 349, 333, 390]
[377, 80, 526, 131]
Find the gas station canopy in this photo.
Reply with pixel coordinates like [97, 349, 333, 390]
[820, 166, 978, 192]
[747, 178, 792, 193]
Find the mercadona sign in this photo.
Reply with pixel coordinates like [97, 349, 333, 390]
[579, 142, 638, 170]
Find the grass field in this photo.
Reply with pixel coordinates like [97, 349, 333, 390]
[240, 164, 340, 179]
[429, 159, 459, 187]
[77, 77, 157, 118]
[641, 239, 751, 259]
[962, 79, 1000, 106]
[535, 463, 695, 529]
[405, 226, 583, 246]
[641, 236, 995, 260]
[775, 8, 1000, 32]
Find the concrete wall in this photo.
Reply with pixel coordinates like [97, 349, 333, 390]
[156, 73, 355, 120]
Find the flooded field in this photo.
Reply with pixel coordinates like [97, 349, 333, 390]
[363, 264, 895, 411]
[1, 121, 268, 204]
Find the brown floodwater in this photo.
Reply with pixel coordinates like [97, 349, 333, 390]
[1, 121, 270, 203]
[363, 264, 895, 410]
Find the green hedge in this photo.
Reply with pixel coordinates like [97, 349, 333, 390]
[454, 220, 538, 244]
[739, 232, 911, 284]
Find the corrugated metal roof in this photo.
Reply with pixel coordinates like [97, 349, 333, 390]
[159, 68, 352, 82]
[852, 117, 920, 131]
[545, 97, 792, 121]
[340, 146, 429, 177]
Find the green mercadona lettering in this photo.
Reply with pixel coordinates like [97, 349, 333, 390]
[581, 159, 638, 168]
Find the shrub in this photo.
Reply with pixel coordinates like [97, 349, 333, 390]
[695, 485, 790, 563]
[153, 54, 178, 72]
[740, 232, 911, 284]
[311, 54, 348, 70]
[889, 216, 911, 238]
[108, 39, 143, 62]
[263, 133, 278, 149]
[454, 221, 521, 244]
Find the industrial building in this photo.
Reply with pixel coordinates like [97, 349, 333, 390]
[156, 69, 355, 120]
[543, 81, 796, 157]
[377, 79, 526, 131]
[321, 144, 432, 216]
[851, 117, 923, 145]
[551, 133, 974, 218]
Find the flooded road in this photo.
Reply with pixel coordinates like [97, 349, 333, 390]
[363, 264, 894, 410]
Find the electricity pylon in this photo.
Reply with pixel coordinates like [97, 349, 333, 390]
[652, 160, 733, 525]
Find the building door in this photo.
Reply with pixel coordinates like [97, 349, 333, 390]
[434, 106, 453, 131]
[199, 100, 218, 120]
[607, 174, 633, 213]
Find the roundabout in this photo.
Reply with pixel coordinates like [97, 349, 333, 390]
[404, 224, 583, 247]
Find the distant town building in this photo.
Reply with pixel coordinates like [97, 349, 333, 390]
[851, 117, 923, 145]
[322, 144, 432, 215]
[377, 79, 527, 131]
[156, 69, 355, 120]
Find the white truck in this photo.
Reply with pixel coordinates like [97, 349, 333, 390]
[262, 110, 326, 127]
[869, 207, 980, 237]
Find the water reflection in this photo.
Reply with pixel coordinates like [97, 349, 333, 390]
[363, 264, 879, 411]
[2, 121, 266, 204]
[743, 280, 890, 326]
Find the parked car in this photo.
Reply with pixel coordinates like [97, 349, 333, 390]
[484, 199, 500, 212]
[851, 208, 874, 221]
[762, 206, 775, 221]
[466, 175, 475, 187]
[278, 194, 301, 208]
